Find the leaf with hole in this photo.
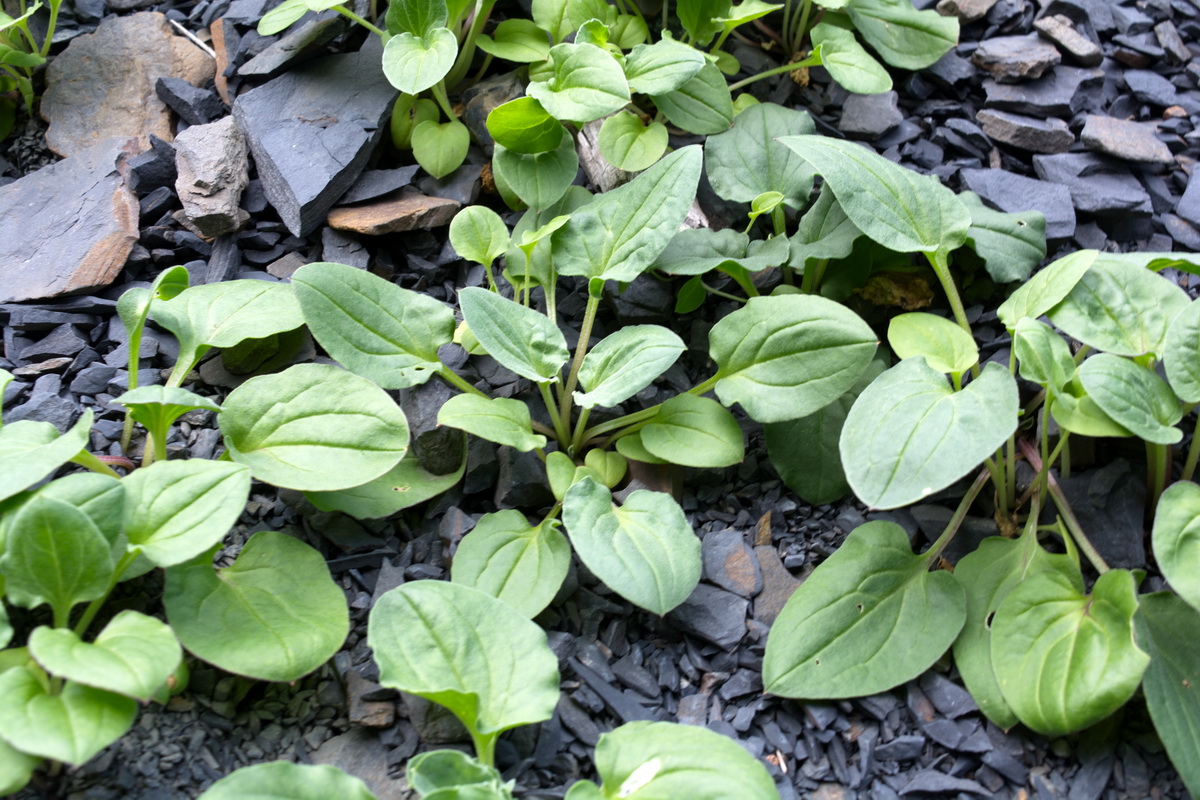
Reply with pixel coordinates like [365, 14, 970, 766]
[1152, 481, 1200, 613]
[960, 191, 1045, 284]
[451, 510, 570, 617]
[1078, 353, 1182, 445]
[640, 394, 744, 468]
[887, 312, 978, 375]
[459, 287, 569, 382]
[575, 325, 685, 408]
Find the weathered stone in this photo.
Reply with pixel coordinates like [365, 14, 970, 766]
[1154, 20, 1191, 64]
[20, 324, 88, 361]
[1033, 14, 1103, 66]
[977, 109, 1074, 153]
[40, 13, 214, 157]
[266, 252, 309, 279]
[923, 51, 976, 88]
[310, 729, 408, 800]
[839, 91, 903, 140]
[667, 584, 748, 650]
[1111, 2, 1154, 35]
[327, 190, 460, 235]
[983, 65, 1104, 118]
[174, 116, 250, 237]
[971, 35, 1061, 83]
[127, 135, 177, 192]
[578, 118, 631, 192]
[1079, 115, 1174, 165]
[339, 167, 421, 205]
[936, 0, 999, 22]
[753, 545, 800, 626]
[702, 529, 762, 598]
[232, 38, 398, 236]
[1054, 460, 1145, 568]
[345, 671, 395, 729]
[1031, 151, 1153, 215]
[321, 226, 370, 268]
[1175, 171, 1200, 228]
[210, 17, 233, 105]
[461, 70, 526, 151]
[238, 14, 345, 78]
[960, 168, 1076, 238]
[155, 77, 225, 126]
[0, 138, 139, 303]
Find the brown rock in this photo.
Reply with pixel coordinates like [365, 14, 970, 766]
[345, 671, 395, 729]
[327, 190, 460, 235]
[1033, 15, 1103, 67]
[936, 0, 998, 23]
[40, 13, 214, 157]
[0, 138, 139, 302]
[971, 34, 1061, 83]
[753, 545, 800, 626]
[1080, 115, 1175, 165]
[211, 17, 232, 106]
[977, 109, 1075, 153]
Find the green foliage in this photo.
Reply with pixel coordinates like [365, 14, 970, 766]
[451, 511, 570, 618]
[196, 762, 379, 800]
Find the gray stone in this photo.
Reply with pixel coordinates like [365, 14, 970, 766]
[70, 364, 118, 395]
[1154, 20, 1192, 64]
[936, 0, 999, 22]
[310, 729, 409, 800]
[960, 168, 1076, 238]
[667, 584, 748, 650]
[901, 771, 989, 796]
[238, 14, 345, 78]
[1111, 2, 1154, 34]
[976, 109, 1074, 153]
[1124, 69, 1185, 108]
[40, 13, 214, 157]
[1079, 115, 1174, 165]
[0, 138, 140, 302]
[923, 51, 976, 88]
[839, 91, 903, 140]
[1054, 460, 1146, 569]
[702, 529, 762, 598]
[127, 135, 177, 192]
[460, 70, 525, 151]
[1176, 172, 1200, 228]
[232, 38, 398, 236]
[753, 544, 799, 625]
[174, 116, 250, 237]
[875, 735, 926, 761]
[6, 374, 79, 431]
[338, 167, 420, 205]
[983, 65, 1104, 116]
[20, 324, 88, 361]
[321, 226, 370, 268]
[1031, 151, 1153, 215]
[155, 77, 225, 126]
[1033, 14, 1103, 66]
[971, 34, 1061, 83]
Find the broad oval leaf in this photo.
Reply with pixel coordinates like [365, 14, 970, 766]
[562, 478, 700, 614]
[710, 294, 878, 423]
[763, 520, 966, 698]
[486, 96, 564, 154]
[459, 287, 569, 382]
[476, 18, 552, 63]
[305, 440, 466, 519]
[450, 206, 511, 266]
[597, 112, 669, 172]
[527, 42, 630, 123]
[438, 394, 547, 451]
[451, 510, 571, 617]
[1078, 353, 1181, 445]
[492, 136, 579, 210]
[991, 569, 1148, 737]
[30, 611, 181, 701]
[1165, 298, 1200, 403]
[196, 761, 378, 800]
[841, 359, 1018, 509]
[257, 0, 307, 34]
[164, 531, 349, 682]
[113, 385, 221, 434]
[788, 185, 863, 269]
[0, 737, 38, 796]
[960, 191, 1046, 284]
[650, 60, 733, 135]
[1014, 318, 1074, 393]
[778, 135, 970, 255]
[622, 38, 705, 95]
[220, 363, 409, 491]
[1050, 381, 1134, 439]
[996, 248, 1095, 331]
[408, 750, 505, 797]
[1152, 481, 1200, 613]
[654, 227, 749, 277]
[384, 0, 448, 36]
[123, 460, 252, 567]
[811, 23, 892, 94]
[575, 325, 685, 408]
[705, 102, 815, 209]
[640, 394, 744, 468]
[413, 118, 470, 180]
[0, 666, 136, 766]
[844, 0, 958, 70]
[887, 312, 978, 375]
[381, 29, 458, 94]
[0, 411, 91, 503]
[368, 580, 560, 743]
[294, 261, 455, 389]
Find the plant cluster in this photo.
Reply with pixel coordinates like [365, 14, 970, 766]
[0, 0, 63, 139]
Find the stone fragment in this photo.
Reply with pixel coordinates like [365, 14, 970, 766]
[266, 252, 309, 280]
[971, 35, 1061, 83]
[345, 671, 395, 729]
[983, 66, 1103, 117]
[839, 91, 903, 140]
[1124, 69, 1187, 109]
[976, 109, 1073, 153]
[0, 138, 139, 303]
[461, 70, 526, 150]
[210, 17, 233, 105]
[901, 771, 989, 795]
[875, 735, 926, 760]
[1154, 20, 1191, 64]
[1055, 460, 1146, 568]
[1031, 151, 1153, 215]
[40, 13, 214, 157]
[1112, 32, 1163, 65]
[127, 135, 177, 192]
[232, 38, 398, 236]
[173, 116, 250, 237]
[752, 545, 799, 626]
[667, 584, 748, 650]
[1079, 115, 1174, 165]
[923, 51, 976, 88]
[311, 729, 406, 800]
[1175, 172, 1200, 228]
[936, 0, 999, 22]
[327, 190, 460, 235]
[238, 14, 345, 78]
[1112, 3, 1154, 34]
[321, 227, 370, 268]
[1033, 14, 1103, 66]
[6, 374, 79, 430]
[339, 167, 421, 205]
[702, 529, 762, 598]
[960, 168, 1076, 238]
[155, 77, 225, 126]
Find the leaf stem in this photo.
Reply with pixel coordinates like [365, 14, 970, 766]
[582, 404, 661, 442]
[73, 550, 139, 638]
[1182, 416, 1200, 482]
[540, 382, 570, 446]
[1146, 441, 1170, 513]
[70, 450, 123, 479]
[558, 293, 601, 440]
[430, 81, 456, 121]
[688, 374, 721, 396]
[728, 49, 821, 91]
[1020, 439, 1109, 574]
[333, 4, 386, 35]
[570, 406, 592, 455]
[438, 365, 489, 397]
[925, 466, 990, 564]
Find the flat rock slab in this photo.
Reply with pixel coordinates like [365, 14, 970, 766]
[976, 109, 1074, 153]
[1079, 115, 1174, 165]
[1033, 14, 1103, 66]
[232, 39, 398, 236]
[960, 168, 1076, 239]
[982, 65, 1104, 117]
[0, 138, 139, 302]
[1031, 151, 1153, 216]
[40, 12, 214, 157]
[327, 190, 460, 235]
[971, 34, 1061, 83]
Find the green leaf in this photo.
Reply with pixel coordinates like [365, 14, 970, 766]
[459, 287, 569, 382]
[257, 0, 308, 36]
[716, 0, 782, 28]
[552, 146, 702, 282]
[0, 605, 9, 650]
[584, 721, 779, 799]
[788, 185, 862, 270]
[220, 363, 409, 491]
[476, 18, 551, 62]
[0, 411, 91, 503]
[369, 581, 560, 749]
[1077, 353, 1182, 445]
[164, 531, 349, 682]
[30, 611, 181, 701]
[1, 495, 114, 620]
[584, 450, 627, 487]
[575, 325, 685, 408]
[951, 528, 1082, 730]
[841, 359, 1018, 509]
[293, 261, 455, 390]
[991, 569, 1148, 737]
[562, 478, 700, 614]
[1165, 299, 1200, 403]
[763, 520, 966, 697]
[385, 0, 448, 36]
[811, 23, 892, 94]
[640, 394, 744, 468]
[122, 460, 252, 567]
[574, 18, 610, 47]
[960, 192, 1046, 284]
[532, 0, 574, 41]
[413, 118, 470, 180]
[1047, 257, 1190, 358]
[381, 29, 458, 94]
[610, 13, 648, 48]
[0, 737, 38, 796]
[654, 228, 749, 276]
[486, 97, 565, 154]
[887, 312, 978, 375]
[709, 294, 878, 423]
[492, 136, 579, 210]
[113, 385, 221, 443]
[1133, 592, 1200, 798]
[844, 0, 958, 70]
[597, 112, 668, 172]
[649, 60, 733, 135]
[527, 42, 630, 123]
[0, 666, 136, 766]
[390, 95, 440, 150]
[1152, 481, 1200, 613]
[676, 0, 731, 45]
[1050, 378, 1134, 439]
[451, 510, 571, 617]
[305, 440, 466, 518]
[705, 102, 815, 209]
[450, 206, 511, 267]
[622, 38, 705, 95]
[438, 394, 547, 451]
[20, 473, 124, 562]
[1014, 318, 1074, 393]
[408, 750, 505, 796]
[996, 248, 1095, 331]
[614, 431, 668, 464]
[196, 761, 379, 800]
[778, 135, 970, 256]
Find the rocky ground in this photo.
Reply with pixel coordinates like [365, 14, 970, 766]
[1, 0, 1198, 796]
